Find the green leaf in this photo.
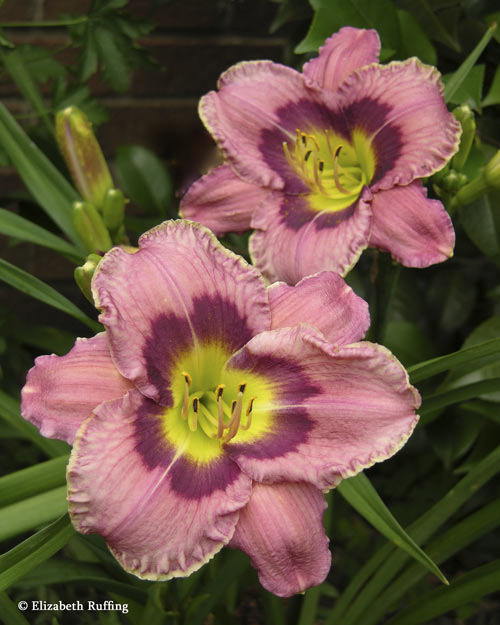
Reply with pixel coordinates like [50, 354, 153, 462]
[0, 487, 67, 542]
[0, 103, 82, 247]
[338, 473, 447, 584]
[383, 320, 437, 367]
[483, 64, 500, 107]
[114, 145, 173, 216]
[459, 191, 500, 263]
[79, 24, 99, 82]
[0, 515, 75, 591]
[329, 444, 500, 625]
[0, 390, 69, 458]
[420, 378, 500, 424]
[0, 592, 30, 625]
[444, 22, 497, 103]
[296, 0, 401, 54]
[0, 456, 69, 508]
[385, 560, 500, 625]
[396, 9, 436, 64]
[93, 25, 131, 93]
[408, 337, 500, 383]
[298, 585, 322, 625]
[443, 64, 485, 111]
[397, 0, 460, 51]
[16, 558, 148, 603]
[0, 258, 100, 332]
[0, 208, 83, 261]
[354, 498, 500, 625]
[427, 411, 483, 468]
[427, 267, 477, 334]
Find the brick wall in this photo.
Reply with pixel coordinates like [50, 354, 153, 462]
[0, 0, 287, 347]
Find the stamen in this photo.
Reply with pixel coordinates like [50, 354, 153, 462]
[333, 146, 350, 195]
[188, 397, 199, 432]
[238, 382, 247, 394]
[318, 160, 325, 172]
[241, 396, 256, 431]
[283, 141, 295, 169]
[312, 152, 328, 195]
[301, 133, 307, 146]
[224, 398, 242, 443]
[304, 150, 312, 162]
[215, 384, 226, 439]
[309, 134, 320, 150]
[181, 371, 191, 420]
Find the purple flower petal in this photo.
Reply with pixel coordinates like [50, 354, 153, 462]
[249, 189, 372, 284]
[229, 482, 331, 597]
[303, 27, 380, 92]
[179, 164, 271, 235]
[92, 221, 270, 405]
[200, 61, 321, 189]
[269, 271, 370, 345]
[369, 182, 455, 267]
[334, 58, 461, 190]
[21, 333, 132, 444]
[68, 389, 252, 580]
[226, 326, 420, 490]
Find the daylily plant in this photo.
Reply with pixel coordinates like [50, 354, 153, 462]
[21, 220, 420, 597]
[180, 27, 461, 285]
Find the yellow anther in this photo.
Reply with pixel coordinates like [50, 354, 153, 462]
[182, 371, 192, 386]
[241, 396, 256, 431]
[181, 371, 191, 420]
[238, 382, 247, 394]
[216, 384, 225, 400]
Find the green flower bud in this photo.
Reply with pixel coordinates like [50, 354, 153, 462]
[102, 188, 126, 234]
[74, 254, 101, 304]
[56, 106, 113, 209]
[451, 105, 476, 172]
[72, 201, 113, 254]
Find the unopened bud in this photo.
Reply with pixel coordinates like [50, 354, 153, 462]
[74, 254, 101, 304]
[72, 201, 112, 253]
[56, 106, 113, 209]
[451, 105, 476, 172]
[102, 188, 126, 234]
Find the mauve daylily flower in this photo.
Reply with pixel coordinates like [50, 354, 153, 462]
[21, 220, 420, 597]
[180, 27, 461, 285]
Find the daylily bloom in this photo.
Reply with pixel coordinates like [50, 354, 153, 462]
[180, 27, 461, 285]
[21, 220, 420, 597]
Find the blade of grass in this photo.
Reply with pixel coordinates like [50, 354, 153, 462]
[0, 390, 69, 458]
[0, 591, 30, 625]
[327, 444, 500, 625]
[408, 338, 500, 383]
[0, 514, 75, 591]
[0, 102, 82, 246]
[338, 473, 447, 584]
[0, 487, 67, 542]
[0, 258, 100, 331]
[444, 22, 497, 102]
[0, 208, 83, 261]
[0, 456, 68, 507]
[386, 560, 500, 625]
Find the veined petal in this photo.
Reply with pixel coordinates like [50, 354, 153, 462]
[179, 164, 269, 235]
[229, 482, 331, 597]
[225, 326, 419, 491]
[268, 271, 370, 345]
[334, 58, 461, 190]
[200, 61, 324, 189]
[21, 333, 132, 444]
[369, 182, 455, 267]
[92, 220, 270, 405]
[249, 190, 372, 284]
[303, 27, 381, 92]
[68, 390, 252, 580]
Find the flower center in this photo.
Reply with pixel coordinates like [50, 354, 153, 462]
[180, 372, 256, 443]
[282, 128, 375, 213]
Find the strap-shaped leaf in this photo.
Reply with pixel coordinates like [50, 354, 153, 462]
[0, 102, 82, 246]
[338, 473, 447, 584]
[0, 487, 67, 542]
[408, 337, 500, 383]
[0, 208, 83, 261]
[0, 257, 100, 331]
[386, 559, 500, 625]
[444, 22, 497, 102]
[0, 591, 30, 625]
[0, 456, 68, 508]
[0, 390, 69, 458]
[0, 515, 75, 591]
